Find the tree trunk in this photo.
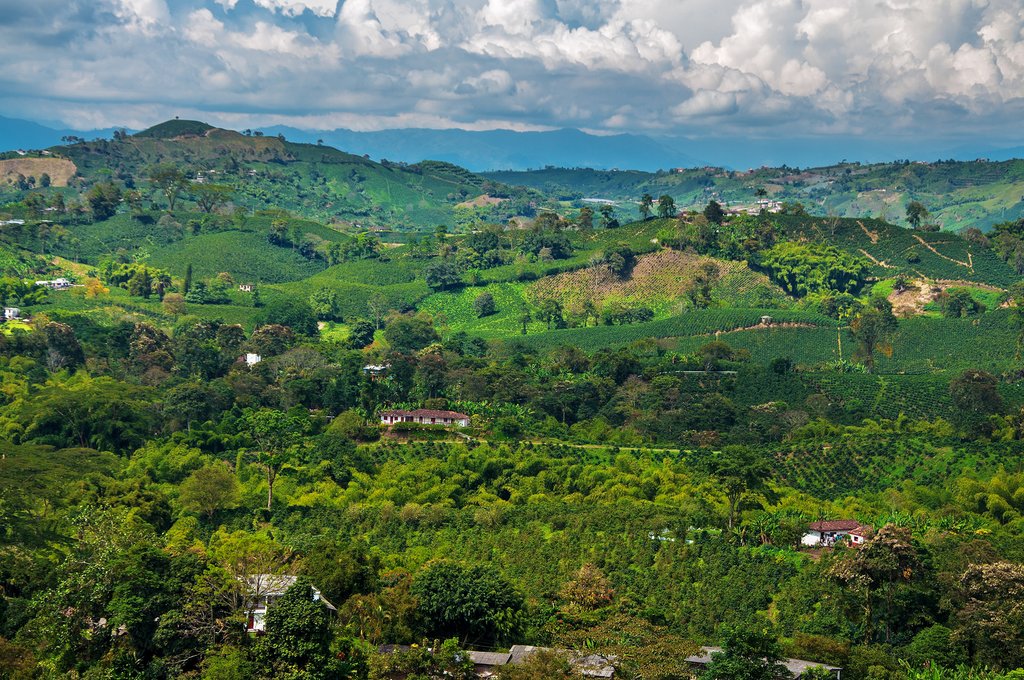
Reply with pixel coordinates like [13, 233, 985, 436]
[266, 467, 276, 511]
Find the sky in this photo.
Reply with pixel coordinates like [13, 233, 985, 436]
[1, 0, 1024, 163]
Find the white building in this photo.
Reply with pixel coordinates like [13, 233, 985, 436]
[244, 353, 262, 366]
[3, 307, 20, 320]
[380, 408, 470, 427]
[34, 278, 71, 290]
[241, 574, 335, 633]
[801, 520, 869, 548]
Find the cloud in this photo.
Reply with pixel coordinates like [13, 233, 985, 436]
[0, 0, 1021, 151]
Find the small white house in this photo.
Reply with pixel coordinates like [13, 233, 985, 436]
[244, 353, 262, 366]
[242, 574, 335, 633]
[239, 283, 255, 292]
[34, 278, 71, 290]
[3, 307, 20, 320]
[801, 520, 868, 548]
[380, 409, 470, 428]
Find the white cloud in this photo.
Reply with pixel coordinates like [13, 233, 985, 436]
[0, 0, 1022, 147]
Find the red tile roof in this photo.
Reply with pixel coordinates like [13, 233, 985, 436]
[808, 520, 863, 532]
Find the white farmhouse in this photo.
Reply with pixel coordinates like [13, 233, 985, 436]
[801, 520, 870, 548]
[241, 574, 335, 633]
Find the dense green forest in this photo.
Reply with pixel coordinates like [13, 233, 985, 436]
[1, 122, 1024, 680]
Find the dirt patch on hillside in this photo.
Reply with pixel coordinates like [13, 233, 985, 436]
[0, 157, 76, 187]
[885, 278, 1005, 317]
[456, 194, 507, 209]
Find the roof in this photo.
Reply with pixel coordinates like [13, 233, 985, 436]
[381, 408, 470, 420]
[241, 574, 336, 610]
[848, 526, 872, 537]
[808, 520, 862, 532]
[468, 651, 512, 666]
[686, 647, 840, 677]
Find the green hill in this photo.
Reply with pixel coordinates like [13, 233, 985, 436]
[39, 120, 538, 228]
[485, 159, 1024, 231]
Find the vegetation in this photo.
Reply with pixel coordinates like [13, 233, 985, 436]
[0, 125, 1022, 680]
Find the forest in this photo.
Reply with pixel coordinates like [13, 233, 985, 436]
[0, 123, 1023, 680]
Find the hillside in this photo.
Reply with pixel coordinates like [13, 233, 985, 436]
[485, 159, 1024, 231]
[11, 120, 539, 229]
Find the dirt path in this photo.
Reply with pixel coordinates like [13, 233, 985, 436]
[859, 249, 895, 268]
[912, 234, 972, 270]
[710, 321, 822, 337]
[857, 221, 879, 244]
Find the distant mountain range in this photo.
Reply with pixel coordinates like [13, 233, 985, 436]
[0, 115, 125, 152]
[2, 113, 1023, 173]
[254, 125, 705, 172]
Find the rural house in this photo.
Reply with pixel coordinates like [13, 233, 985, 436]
[363, 363, 389, 381]
[241, 574, 335, 633]
[380, 408, 470, 427]
[34, 277, 71, 290]
[238, 283, 255, 292]
[3, 307, 20, 320]
[801, 520, 870, 547]
[686, 646, 841, 678]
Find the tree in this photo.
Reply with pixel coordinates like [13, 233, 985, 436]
[44, 321, 85, 370]
[190, 183, 233, 214]
[383, 313, 439, 352]
[369, 638, 475, 680]
[578, 205, 594, 231]
[240, 409, 306, 511]
[347, 320, 376, 348]
[938, 288, 983, 318]
[693, 444, 774, 529]
[519, 308, 532, 334]
[183, 263, 193, 294]
[560, 563, 614, 611]
[829, 525, 923, 644]
[599, 203, 618, 228]
[704, 200, 726, 225]
[308, 288, 339, 321]
[949, 369, 1004, 426]
[537, 298, 564, 330]
[411, 561, 524, 645]
[688, 261, 720, 310]
[164, 381, 217, 432]
[557, 612, 698, 680]
[178, 461, 240, 519]
[258, 299, 318, 336]
[849, 298, 898, 372]
[425, 260, 463, 291]
[639, 193, 654, 220]
[474, 292, 496, 318]
[657, 194, 676, 218]
[761, 242, 869, 297]
[366, 292, 389, 330]
[250, 579, 345, 680]
[954, 562, 1024, 669]
[699, 624, 790, 680]
[1010, 281, 1024, 360]
[86, 182, 122, 220]
[149, 164, 190, 212]
[906, 200, 929, 229]
[162, 292, 186, 315]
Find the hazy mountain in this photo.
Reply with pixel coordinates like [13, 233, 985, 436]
[258, 125, 704, 172]
[0, 115, 126, 152]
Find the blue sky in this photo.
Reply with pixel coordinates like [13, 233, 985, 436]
[1, 0, 1023, 158]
